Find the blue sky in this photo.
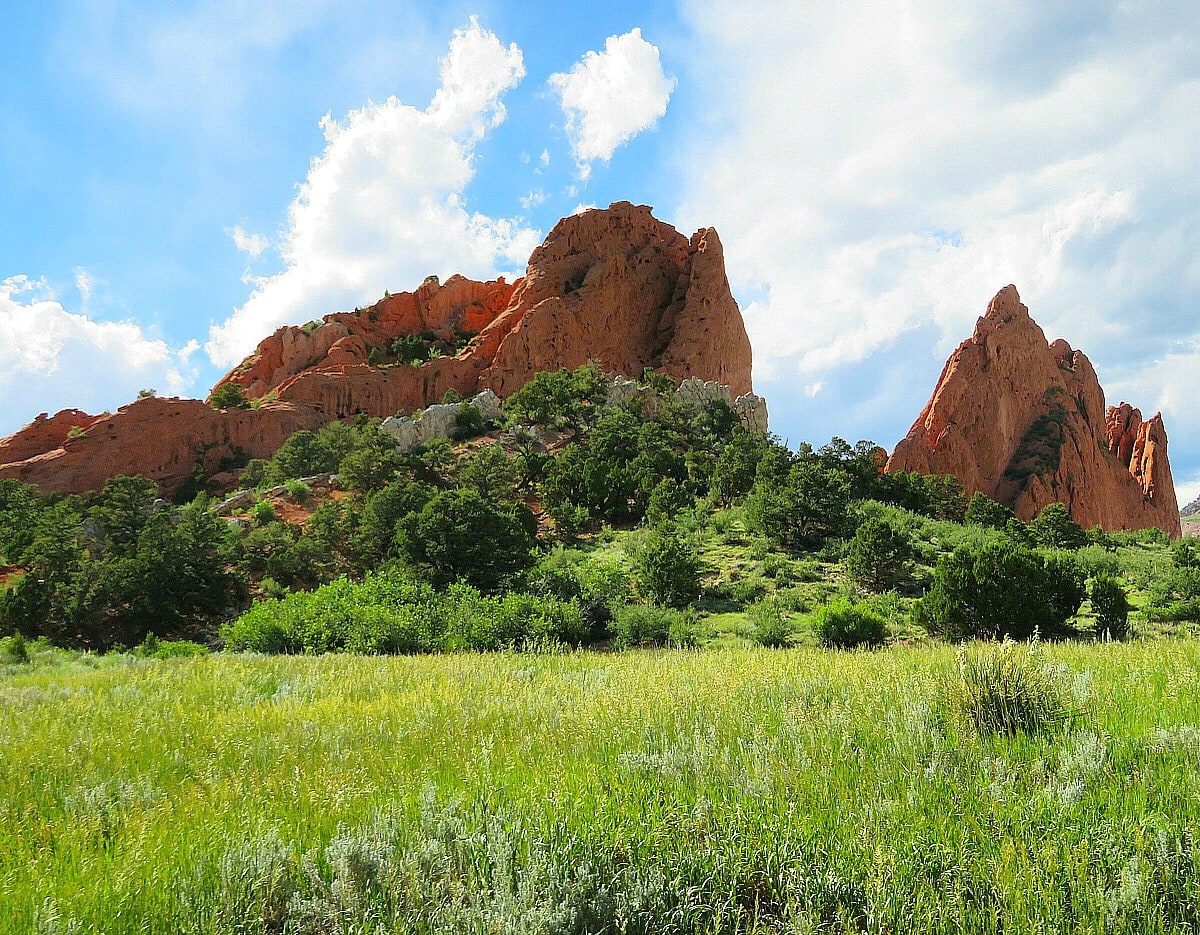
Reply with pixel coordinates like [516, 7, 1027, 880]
[3, 2, 1200, 502]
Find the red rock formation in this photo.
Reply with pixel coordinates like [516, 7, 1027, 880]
[0, 410, 103, 466]
[216, 274, 517, 400]
[887, 285, 1179, 536]
[0, 202, 754, 496]
[482, 205, 752, 397]
[0, 397, 326, 497]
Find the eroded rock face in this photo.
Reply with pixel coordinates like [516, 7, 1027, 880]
[0, 397, 325, 498]
[0, 202, 754, 496]
[887, 285, 1180, 536]
[483, 205, 752, 398]
[0, 410, 103, 466]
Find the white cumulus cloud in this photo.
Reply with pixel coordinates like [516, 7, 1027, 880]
[229, 226, 270, 258]
[674, 0, 1200, 489]
[550, 28, 677, 179]
[205, 18, 538, 368]
[0, 276, 197, 432]
[520, 189, 549, 211]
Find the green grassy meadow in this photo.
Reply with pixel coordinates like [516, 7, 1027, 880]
[4, 640, 1200, 933]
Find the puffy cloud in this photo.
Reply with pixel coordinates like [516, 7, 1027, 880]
[0, 276, 197, 432]
[229, 226, 270, 258]
[550, 28, 677, 179]
[674, 0, 1200, 487]
[74, 269, 95, 305]
[520, 189, 549, 211]
[206, 18, 537, 367]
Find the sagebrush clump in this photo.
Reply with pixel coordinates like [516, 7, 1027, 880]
[947, 640, 1079, 736]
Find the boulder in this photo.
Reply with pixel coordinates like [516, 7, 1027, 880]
[379, 390, 503, 454]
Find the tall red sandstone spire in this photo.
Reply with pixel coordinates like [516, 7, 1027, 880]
[887, 285, 1179, 536]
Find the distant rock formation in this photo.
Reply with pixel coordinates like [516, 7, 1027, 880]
[887, 285, 1180, 536]
[0, 202, 754, 496]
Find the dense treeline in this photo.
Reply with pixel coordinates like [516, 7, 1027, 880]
[0, 476, 238, 648]
[0, 364, 1190, 653]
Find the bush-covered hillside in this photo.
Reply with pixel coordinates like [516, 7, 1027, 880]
[0, 365, 1193, 652]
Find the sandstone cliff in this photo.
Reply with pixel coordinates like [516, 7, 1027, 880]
[887, 285, 1179, 536]
[482, 206, 752, 397]
[0, 202, 754, 496]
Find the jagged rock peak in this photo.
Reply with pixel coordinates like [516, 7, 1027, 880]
[0, 201, 753, 496]
[984, 283, 1029, 323]
[887, 285, 1180, 537]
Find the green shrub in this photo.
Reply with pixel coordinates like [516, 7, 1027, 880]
[458, 446, 519, 506]
[283, 479, 310, 502]
[131, 634, 208, 659]
[258, 576, 289, 600]
[964, 492, 1014, 529]
[1028, 502, 1086, 550]
[1091, 575, 1130, 640]
[875, 471, 966, 521]
[916, 542, 1083, 641]
[341, 604, 424, 655]
[241, 459, 270, 488]
[844, 516, 913, 591]
[522, 549, 629, 643]
[0, 632, 29, 664]
[209, 382, 251, 410]
[1043, 552, 1087, 624]
[220, 592, 309, 653]
[947, 641, 1077, 736]
[748, 598, 791, 648]
[645, 478, 693, 527]
[1074, 544, 1120, 578]
[1084, 524, 1113, 548]
[811, 598, 886, 649]
[745, 461, 852, 553]
[395, 489, 536, 591]
[504, 364, 608, 434]
[633, 526, 700, 608]
[338, 446, 402, 493]
[391, 333, 435, 365]
[220, 573, 585, 655]
[1143, 565, 1200, 622]
[760, 552, 793, 581]
[249, 500, 276, 526]
[452, 402, 486, 440]
[1171, 539, 1200, 568]
[611, 604, 695, 648]
[730, 578, 767, 605]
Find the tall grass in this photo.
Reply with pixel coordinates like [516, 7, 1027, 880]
[3, 642, 1200, 932]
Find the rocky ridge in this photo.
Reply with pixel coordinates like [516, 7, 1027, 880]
[0, 202, 754, 496]
[377, 376, 768, 456]
[887, 285, 1179, 536]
